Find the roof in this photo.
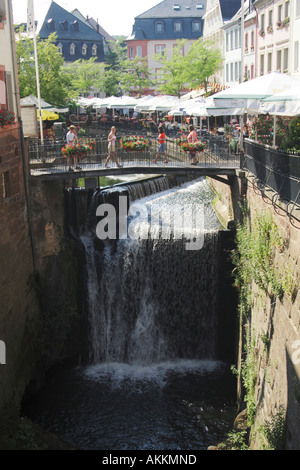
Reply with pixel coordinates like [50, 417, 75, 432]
[71, 9, 115, 42]
[219, 0, 242, 22]
[39, 1, 104, 42]
[136, 0, 206, 19]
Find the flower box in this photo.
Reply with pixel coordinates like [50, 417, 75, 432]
[62, 138, 96, 159]
[120, 135, 150, 152]
[176, 136, 207, 153]
[0, 109, 15, 128]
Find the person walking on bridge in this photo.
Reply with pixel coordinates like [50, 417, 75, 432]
[152, 125, 168, 164]
[104, 126, 123, 168]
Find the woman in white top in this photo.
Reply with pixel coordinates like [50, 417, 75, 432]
[104, 126, 122, 168]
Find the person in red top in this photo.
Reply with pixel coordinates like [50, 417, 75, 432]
[187, 125, 198, 165]
[152, 125, 168, 164]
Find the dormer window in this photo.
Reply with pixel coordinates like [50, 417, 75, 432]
[70, 43, 76, 55]
[60, 20, 68, 31]
[197, 3, 204, 9]
[57, 43, 63, 54]
[92, 44, 97, 56]
[82, 44, 87, 55]
[155, 21, 164, 32]
[72, 20, 79, 31]
[174, 21, 182, 32]
[173, 4, 180, 10]
[47, 19, 55, 30]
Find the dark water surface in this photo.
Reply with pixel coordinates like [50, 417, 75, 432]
[23, 360, 236, 450]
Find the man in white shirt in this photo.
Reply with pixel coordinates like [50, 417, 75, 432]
[66, 125, 81, 171]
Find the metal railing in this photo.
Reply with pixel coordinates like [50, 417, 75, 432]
[28, 133, 241, 173]
[242, 139, 300, 210]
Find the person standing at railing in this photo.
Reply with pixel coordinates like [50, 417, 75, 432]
[66, 125, 80, 171]
[152, 125, 168, 164]
[187, 125, 198, 165]
[104, 126, 123, 168]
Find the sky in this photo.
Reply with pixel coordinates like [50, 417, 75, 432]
[11, 0, 160, 36]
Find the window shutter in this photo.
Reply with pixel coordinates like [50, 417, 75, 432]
[5, 71, 14, 112]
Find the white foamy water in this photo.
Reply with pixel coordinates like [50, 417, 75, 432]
[83, 359, 226, 390]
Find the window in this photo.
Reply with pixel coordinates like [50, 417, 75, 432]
[235, 29, 238, 49]
[251, 64, 254, 79]
[92, 44, 97, 56]
[251, 30, 254, 49]
[192, 21, 200, 32]
[245, 33, 248, 51]
[226, 63, 229, 82]
[57, 43, 63, 54]
[0, 65, 6, 110]
[268, 9, 273, 27]
[296, 0, 300, 17]
[230, 62, 233, 81]
[82, 44, 87, 56]
[60, 20, 68, 31]
[283, 47, 289, 72]
[136, 46, 142, 58]
[285, 1, 290, 17]
[235, 62, 238, 81]
[260, 54, 265, 75]
[70, 43, 76, 55]
[48, 19, 55, 30]
[277, 49, 282, 71]
[155, 45, 165, 56]
[230, 30, 233, 50]
[278, 4, 283, 21]
[261, 13, 265, 31]
[267, 52, 272, 73]
[174, 21, 182, 32]
[294, 41, 299, 71]
[226, 32, 229, 52]
[1, 172, 9, 199]
[155, 22, 164, 33]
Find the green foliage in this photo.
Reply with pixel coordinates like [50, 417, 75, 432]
[259, 406, 286, 450]
[65, 57, 105, 96]
[218, 430, 249, 450]
[241, 331, 258, 427]
[185, 39, 223, 92]
[119, 57, 154, 97]
[248, 114, 291, 147]
[280, 116, 300, 152]
[154, 40, 188, 97]
[232, 208, 292, 310]
[15, 31, 71, 106]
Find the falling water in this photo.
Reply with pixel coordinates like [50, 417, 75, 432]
[23, 177, 237, 450]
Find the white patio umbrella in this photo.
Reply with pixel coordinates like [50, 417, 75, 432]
[106, 96, 140, 109]
[259, 83, 300, 116]
[20, 94, 69, 113]
[212, 72, 300, 112]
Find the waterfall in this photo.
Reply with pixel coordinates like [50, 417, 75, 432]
[78, 176, 223, 366]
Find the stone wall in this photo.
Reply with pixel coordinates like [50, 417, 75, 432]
[0, 124, 40, 419]
[209, 172, 300, 450]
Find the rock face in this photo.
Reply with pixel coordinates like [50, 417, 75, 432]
[233, 409, 249, 431]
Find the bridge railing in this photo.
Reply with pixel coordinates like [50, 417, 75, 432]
[242, 138, 300, 210]
[28, 134, 240, 171]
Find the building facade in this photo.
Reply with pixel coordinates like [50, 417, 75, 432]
[254, 0, 291, 76]
[38, 1, 106, 64]
[126, 0, 207, 90]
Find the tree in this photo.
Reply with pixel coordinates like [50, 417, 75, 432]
[65, 57, 105, 96]
[15, 31, 71, 106]
[119, 57, 154, 97]
[154, 40, 188, 97]
[185, 39, 223, 92]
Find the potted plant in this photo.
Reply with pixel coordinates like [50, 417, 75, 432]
[0, 8, 6, 23]
[0, 109, 15, 128]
